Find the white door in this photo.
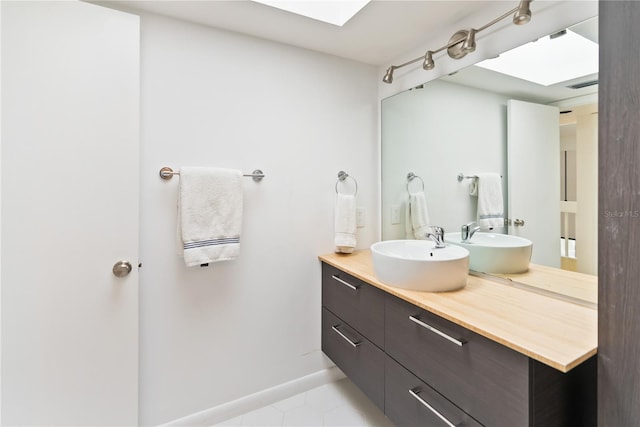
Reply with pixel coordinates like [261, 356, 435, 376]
[576, 111, 598, 275]
[507, 100, 561, 267]
[1, 2, 139, 425]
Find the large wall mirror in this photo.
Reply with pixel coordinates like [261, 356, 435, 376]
[381, 15, 598, 284]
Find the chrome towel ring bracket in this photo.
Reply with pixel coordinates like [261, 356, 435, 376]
[407, 172, 425, 194]
[335, 171, 358, 196]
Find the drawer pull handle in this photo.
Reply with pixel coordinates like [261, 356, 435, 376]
[331, 274, 359, 291]
[408, 315, 465, 347]
[409, 388, 456, 427]
[331, 325, 361, 348]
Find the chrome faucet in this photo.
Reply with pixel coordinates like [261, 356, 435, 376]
[461, 222, 481, 243]
[426, 226, 446, 248]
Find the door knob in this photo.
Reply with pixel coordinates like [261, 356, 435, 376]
[513, 219, 525, 227]
[112, 261, 132, 278]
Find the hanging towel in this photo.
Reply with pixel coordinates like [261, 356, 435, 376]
[334, 193, 356, 254]
[404, 201, 413, 239]
[178, 167, 243, 267]
[468, 179, 479, 197]
[476, 172, 504, 229]
[406, 191, 431, 239]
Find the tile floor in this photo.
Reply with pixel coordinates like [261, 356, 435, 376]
[214, 378, 394, 427]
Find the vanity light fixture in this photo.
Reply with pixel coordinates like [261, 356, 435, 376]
[462, 28, 477, 52]
[423, 51, 435, 70]
[382, 0, 533, 84]
[382, 66, 396, 84]
[513, 0, 532, 25]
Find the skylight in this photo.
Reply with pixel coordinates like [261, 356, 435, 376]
[252, 0, 370, 27]
[475, 30, 599, 86]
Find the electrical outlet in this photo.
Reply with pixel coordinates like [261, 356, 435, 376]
[356, 207, 366, 228]
[391, 205, 401, 224]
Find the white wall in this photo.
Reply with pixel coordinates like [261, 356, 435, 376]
[137, 13, 378, 425]
[0, 2, 3, 420]
[381, 80, 507, 239]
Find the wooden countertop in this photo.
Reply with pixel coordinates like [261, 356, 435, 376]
[319, 250, 597, 373]
[498, 263, 598, 306]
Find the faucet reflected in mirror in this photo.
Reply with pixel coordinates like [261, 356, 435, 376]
[381, 15, 598, 280]
[461, 222, 481, 243]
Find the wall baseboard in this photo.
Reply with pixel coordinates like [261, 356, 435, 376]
[161, 366, 345, 426]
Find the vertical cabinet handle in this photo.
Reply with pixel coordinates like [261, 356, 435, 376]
[409, 315, 465, 347]
[331, 325, 361, 348]
[409, 389, 456, 427]
[331, 274, 359, 291]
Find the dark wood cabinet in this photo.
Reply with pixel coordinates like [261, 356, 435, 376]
[320, 261, 596, 427]
[385, 355, 483, 427]
[321, 308, 385, 410]
[322, 263, 385, 348]
[599, 2, 640, 425]
[385, 293, 529, 426]
[321, 263, 386, 411]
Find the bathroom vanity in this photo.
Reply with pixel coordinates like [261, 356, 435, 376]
[319, 251, 597, 427]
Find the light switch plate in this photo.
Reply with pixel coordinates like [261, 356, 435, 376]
[391, 205, 401, 224]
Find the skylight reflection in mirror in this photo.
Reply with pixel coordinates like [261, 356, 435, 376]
[475, 29, 598, 86]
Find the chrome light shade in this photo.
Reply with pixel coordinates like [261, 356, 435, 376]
[513, 0, 532, 25]
[422, 51, 435, 70]
[462, 29, 477, 52]
[383, 66, 395, 84]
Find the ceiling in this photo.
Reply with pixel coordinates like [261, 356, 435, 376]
[101, 0, 598, 104]
[99, 0, 492, 66]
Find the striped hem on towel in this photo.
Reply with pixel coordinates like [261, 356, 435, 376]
[479, 214, 503, 219]
[184, 237, 240, 250]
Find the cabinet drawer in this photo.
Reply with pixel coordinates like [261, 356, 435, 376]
[386, 355, 483, 427]
[385, 295, 529, 426]
[321, 263, 385, 348]
[321, 308, 384, 411]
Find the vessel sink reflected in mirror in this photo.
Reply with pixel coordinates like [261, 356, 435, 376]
[445, 232, 533, 274]
[370, 240, 469, 292]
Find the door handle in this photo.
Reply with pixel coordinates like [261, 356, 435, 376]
[112, 261, 132, 278]
[513, 219, 525, 226]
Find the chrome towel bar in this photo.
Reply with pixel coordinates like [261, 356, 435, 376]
[159, 166, 265, 182]
[457, 172, 502, 182]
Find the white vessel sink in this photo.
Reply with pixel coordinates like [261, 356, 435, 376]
[370, 240, 469, 292]
[445, 232, 532, 274]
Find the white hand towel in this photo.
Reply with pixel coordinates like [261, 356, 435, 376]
[178, 167, 243, 267]
[407, 191, 431, 239]
[334, 194, 356, 254]
[476, 172, 504, 229]
[404, 200, 413, 239]
[469, 180, 479, 197]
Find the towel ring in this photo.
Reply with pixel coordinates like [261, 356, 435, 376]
[335, 171, 358, 196]
[407, 172, 425, 194]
